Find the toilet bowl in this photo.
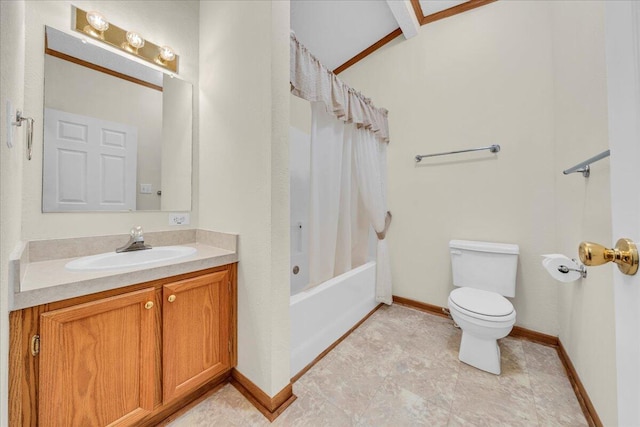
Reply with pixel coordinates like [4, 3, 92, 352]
[448, 240, 519, 375]
[448, 287, 516, 375]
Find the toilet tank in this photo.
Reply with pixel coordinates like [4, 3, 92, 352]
[449, 240, 519, 297]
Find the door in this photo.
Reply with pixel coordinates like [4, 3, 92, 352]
[38, 288, 156, 427]
[163, 270, 231, 402]
[43, 108, 137, 211]
[605, 3, 640, 425]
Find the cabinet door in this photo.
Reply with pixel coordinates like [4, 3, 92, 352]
[39, 288, 156, 427]
[163, 270, 230, 402]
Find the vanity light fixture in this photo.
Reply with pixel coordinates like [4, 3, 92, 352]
[72, 6, 178, 73]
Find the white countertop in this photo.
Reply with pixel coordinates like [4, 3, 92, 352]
[11, 242, 237, 310]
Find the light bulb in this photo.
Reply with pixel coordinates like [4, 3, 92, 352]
[126, 31, 145, 49]
[86, 11, 109, 32]
[159, 46, 176, 62]
[122, 31, 145, 53]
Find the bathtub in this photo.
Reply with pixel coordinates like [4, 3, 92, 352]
[289, 261, 378, 378]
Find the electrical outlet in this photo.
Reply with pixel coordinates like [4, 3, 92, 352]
[140, 184, 152, 194]
[169, 213, 190, 226]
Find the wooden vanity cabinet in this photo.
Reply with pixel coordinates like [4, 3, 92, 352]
[163, 270, 231, 402]
[9, 264, 237, 427]
[39, 288, 157, 427]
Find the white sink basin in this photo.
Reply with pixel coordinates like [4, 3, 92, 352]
[65, 246, 197, 271]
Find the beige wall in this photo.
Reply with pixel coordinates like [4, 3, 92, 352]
[333, 0, 617, 423]
[199, 0, 291, 396]
[290, 93, 310, 133]
[0, 1, 26, 424]
[551, 2, 617, 425]
[22, 0, 199, 240]
[339, 1, 559, 334]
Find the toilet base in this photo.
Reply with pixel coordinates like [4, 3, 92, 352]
[459, 331, 501, 375]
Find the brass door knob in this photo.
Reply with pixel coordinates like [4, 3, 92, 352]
[168, 295, 176, 303]
[144, 301, 154, 310]
[579, 238, 639, 275]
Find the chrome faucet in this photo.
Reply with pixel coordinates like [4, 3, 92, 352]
[116, 225, 152, 253]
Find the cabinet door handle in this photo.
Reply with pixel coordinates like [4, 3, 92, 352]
[168, 295, 176, 303]
[144, 301, 154, 309]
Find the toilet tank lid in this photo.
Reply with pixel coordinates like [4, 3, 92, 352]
[449, 240, 519, 254]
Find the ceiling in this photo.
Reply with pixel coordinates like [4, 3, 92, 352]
[290, 0, 495, 73]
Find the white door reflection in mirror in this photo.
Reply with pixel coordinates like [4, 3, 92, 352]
[43, 108, 137, 211]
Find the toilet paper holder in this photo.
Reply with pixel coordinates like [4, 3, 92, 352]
[557, 261, 587, 279]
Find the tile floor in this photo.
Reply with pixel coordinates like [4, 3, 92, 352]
[168, 304, 588, 426]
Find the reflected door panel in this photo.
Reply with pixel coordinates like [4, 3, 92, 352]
[43, 108, 137, 211]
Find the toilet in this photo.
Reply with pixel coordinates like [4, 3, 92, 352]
[447, 239, 519, 375]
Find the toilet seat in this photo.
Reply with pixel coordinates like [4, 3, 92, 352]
[449, 287, 515, 322]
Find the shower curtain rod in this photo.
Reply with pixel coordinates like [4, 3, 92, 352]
[415, 144, 500, 163]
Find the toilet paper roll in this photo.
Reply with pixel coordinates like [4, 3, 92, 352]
[541, 254, 583, 283]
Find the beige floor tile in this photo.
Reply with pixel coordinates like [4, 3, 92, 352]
[296, 346, 387, 418]
[335, 326, 406, 376]
[522, 340, 566, 377]
[449, 376, 539, 426]
[168, 384, 266, 427]
[386, 350, 460, 403]
[354, 378, 452, 426]
[530, 372, 588, 427]
[169, 305, 588, 427]
[273, 383, 353, 427]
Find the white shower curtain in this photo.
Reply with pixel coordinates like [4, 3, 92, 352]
[291, 31, 392, 304]
[307, 102, 392, 304]
[308, 102, 354, 286]
[352, 125, 392, 305]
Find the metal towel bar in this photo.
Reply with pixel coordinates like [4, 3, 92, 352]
[415, 144, 500, 163]
[562, 149, 610, 178]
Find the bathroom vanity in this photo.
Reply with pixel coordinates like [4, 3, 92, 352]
[7, 6, 242, 425]
[8, 230, 238, 426]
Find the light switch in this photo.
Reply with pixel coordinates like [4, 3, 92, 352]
[140, 184, 152, 194]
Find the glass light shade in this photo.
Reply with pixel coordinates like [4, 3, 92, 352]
[86, 11, 109, 32]
[159, 46, 176, 62]
[126, 31, 145, 49]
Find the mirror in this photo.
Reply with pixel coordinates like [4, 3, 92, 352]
[42, 26, 192, 212]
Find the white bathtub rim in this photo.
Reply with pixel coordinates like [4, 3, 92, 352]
[290, 260, 376, 303]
